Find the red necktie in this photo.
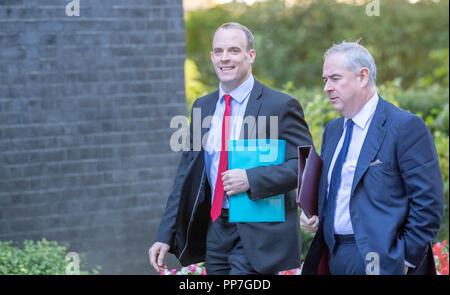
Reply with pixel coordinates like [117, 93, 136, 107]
[210, 94, 232, 222]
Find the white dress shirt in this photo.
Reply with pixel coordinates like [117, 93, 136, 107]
[327, 92, 378, 234]
[204, 74, 254, 209]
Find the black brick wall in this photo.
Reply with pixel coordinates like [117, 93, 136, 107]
[0, 0, 185, 274]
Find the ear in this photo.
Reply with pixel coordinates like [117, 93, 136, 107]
[359, 67, 370, 87]
[248, 49, 256, 64]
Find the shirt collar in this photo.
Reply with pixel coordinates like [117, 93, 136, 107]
[344, 92, 379, 130]
[219, 74, 254, 104]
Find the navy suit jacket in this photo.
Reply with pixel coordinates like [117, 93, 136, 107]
[303, 96, 443, 275]
[156, 80, 313, 274]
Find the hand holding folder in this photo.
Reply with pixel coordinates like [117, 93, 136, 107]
[296, 145, 322, 218]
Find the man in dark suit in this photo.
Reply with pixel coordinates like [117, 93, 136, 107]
[149, 22, 312, 274]
[301, 41, 443, 275]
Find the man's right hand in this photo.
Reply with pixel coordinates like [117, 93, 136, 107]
[300, 211, 319, 233]
[149, 242, 170, 273]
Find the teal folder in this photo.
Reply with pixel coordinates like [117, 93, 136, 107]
[228, 139, 286, 222]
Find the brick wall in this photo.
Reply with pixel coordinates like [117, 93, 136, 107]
[0, 0, 185, 274]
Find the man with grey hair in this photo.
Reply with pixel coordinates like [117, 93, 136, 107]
[301, 41, 443, 275]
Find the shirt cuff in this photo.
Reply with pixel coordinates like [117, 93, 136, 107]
[405, 260, 416, 268]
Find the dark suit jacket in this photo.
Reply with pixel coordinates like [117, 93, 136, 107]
[155, 80, 313, 274]
[302, 96, 444, 275]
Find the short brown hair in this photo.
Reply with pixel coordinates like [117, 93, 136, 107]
[214, 22, 254, 51]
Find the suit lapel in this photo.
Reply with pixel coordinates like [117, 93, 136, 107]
[239, 80, 263, 139]
[323, 117, 345, 185]
[350, 97, 387, 196]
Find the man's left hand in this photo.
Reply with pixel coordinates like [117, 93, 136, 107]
[222, 169, 249, 196]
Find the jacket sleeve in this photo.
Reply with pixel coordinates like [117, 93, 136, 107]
[397, 115, 444, 267]
[246, 98, 313, 201]
[154, 100, 198, 246]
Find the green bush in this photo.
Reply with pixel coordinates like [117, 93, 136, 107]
[282, 83, 339, 153]
[186, 0, 449, 90]
[185, 58, 212, 117]
[434, 133, 450, 241]
[0, 238, 99, 275]
[301, 227, 315, 261]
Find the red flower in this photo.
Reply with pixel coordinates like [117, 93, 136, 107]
[433, 240, 449, 275]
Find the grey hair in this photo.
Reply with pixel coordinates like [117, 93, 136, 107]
[324, 41, 377, 87]
[215, 22, 254, 51]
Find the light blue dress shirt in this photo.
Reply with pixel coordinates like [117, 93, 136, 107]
[327, 92, 378, 234]
[204, 74, 254, 209]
